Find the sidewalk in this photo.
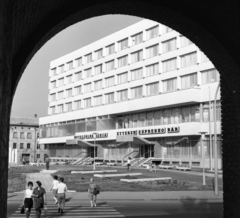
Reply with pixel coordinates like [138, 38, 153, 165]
[9, 191, 223, 201]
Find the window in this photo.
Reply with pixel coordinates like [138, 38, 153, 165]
[94, 95, 102, 106]
[201, 51, 210, 62]
[74, 100, 81, 110]
[66, 88, 72, 98]
[118, 38, 128, 51]
[94, 80, 102, 90]
[139, 113, 146, 127]
[131, 50, 143, 63]
[20, 143, 24, 149]
[84, 98, 91, 108]
[106, 60, 114, 72]
[37, 144, 40, 149]
[37, 154, 40, 158]
[180, 35, 193, 47]
[146, 63, 159, 76]
[131, 86, 143, 99]
[181, 73, 198, 89]
[51, 81, 56, 89]
[13, 132, 18, 138]
[162, 38, 177, 53]
[182, 106, 190, 123]
[76, 57, 82, 67]
[154, 111, 162, 125]
[58, 91, 64, 100]
[146, 112, 153, 126]
[162, 25, 173, 34]
[106, 44, 115, 55]
[201, 69, 220, 84]
[66, 75, 72, 84]
[85, 53, 92, 63]
[95, 49, 103, 60]
[58, 104, 64, 113]
[20, 132, 24, 139]
[181, 52, 197, 68]
[44, 145, 48, 150]
[59, 65, 64, 73]
[66, 102, 72, 112]
[163, 109, 171, 125]
[75, 71, 82, 81]
[58, 78, 64, 87]
[146, 44, 159, 58]
[84, 83, 92, 93]
[75, 86, 81, 95]
[162, 58, 177, 72]
[50, 106, 55, 115]
[146, 82, 159, 96]
[117, 89, 128, 102]
[146, 26, 159, 40]
[51, 68, 56, 76]
[50, 93, 56, 102]
[27, 143, 31, 149]
[67, 61, 73, 71]
[118, 55, 128, 68]
[131, 68, 143, 81]
[132, 32, 143, 45]
[105, 92, 114, 104]
[163, 78, 177, 92]
[105, 76, 115, 87]
[13, 143, 17, 149]
[172, 108, 181, 124]
[190, 105, 200, 122]
[95, 64, 102, 75]
[27, 133, 32, 139]
[118, 72, 128, 84]
[84, 68, 92, 78]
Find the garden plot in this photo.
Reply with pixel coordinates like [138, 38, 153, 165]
[94, 173, 142, 178]
[71, 170, 117, 174]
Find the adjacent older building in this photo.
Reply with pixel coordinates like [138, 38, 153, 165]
[9, 116, 48, 164]
[39, 19, 221, 168]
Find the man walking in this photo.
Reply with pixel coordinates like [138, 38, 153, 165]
[45, 155, 50, 170]
[127, 157, 131, 171]
[56, 177, 68, 214]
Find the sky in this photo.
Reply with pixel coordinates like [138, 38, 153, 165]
[11, 15, 143, 118]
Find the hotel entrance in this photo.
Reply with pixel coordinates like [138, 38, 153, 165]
[140, 144, 154, 158]
[88, 147, 97, 158]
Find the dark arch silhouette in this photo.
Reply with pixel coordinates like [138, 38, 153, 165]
[0, 1, 239, 218]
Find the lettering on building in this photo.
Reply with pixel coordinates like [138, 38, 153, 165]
[75, 133, 108, 139]
[167, 127, 180, 133]
[139, 128, 166, 135]
[117, 131, 137, 136]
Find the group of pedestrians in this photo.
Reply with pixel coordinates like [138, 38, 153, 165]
[22, 176, 100, 217]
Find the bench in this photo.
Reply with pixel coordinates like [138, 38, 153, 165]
[176, 165, 191, 171]
[94, 173, 142, 178]
[120, 177, 172, 183]
[159, 164, 174, 169]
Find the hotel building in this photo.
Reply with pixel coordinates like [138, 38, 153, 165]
[39, 19, 221, 168]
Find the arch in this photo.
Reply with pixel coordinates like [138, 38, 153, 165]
[0, 1, 239, 218]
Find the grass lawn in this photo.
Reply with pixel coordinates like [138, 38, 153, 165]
[8, 166, 41, 193]
[51, 166, 219, 192]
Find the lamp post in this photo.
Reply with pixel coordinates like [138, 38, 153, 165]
[199, 131, 207, 186]
[92, 133, 97, 170]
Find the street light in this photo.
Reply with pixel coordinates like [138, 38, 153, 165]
[199, 131, 207, 186]
[92, 133, 97, 170]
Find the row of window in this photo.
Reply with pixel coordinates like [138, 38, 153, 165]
[42, 101, 221, 138]
[50, 24, 176, 77]
[12, 132, 38, 139]
[12, 143, 47, 149]
[50, 49, 209, 89]
[49, 69, 219, 106]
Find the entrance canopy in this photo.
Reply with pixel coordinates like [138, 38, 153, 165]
[66, 139, 96, 147]
[116, 135, 153, 145]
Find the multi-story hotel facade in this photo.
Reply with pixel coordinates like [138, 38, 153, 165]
[39, 19, 221, 168]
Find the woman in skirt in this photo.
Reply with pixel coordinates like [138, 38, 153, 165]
[33, 181, 47, 218]
[22, 181, 37, 218]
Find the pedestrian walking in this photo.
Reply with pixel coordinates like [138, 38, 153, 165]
[56, 177, 68, 214]
[152, 162, 157, 173]
[33, 181, 47, 218]
[50, 175, 59, 204]
[149, 161, 153, 173]
[45, 155, 50, 170]
[21, 181, 38, 218]
[127, 157, 131, 171]
[88, 178, 100, 208]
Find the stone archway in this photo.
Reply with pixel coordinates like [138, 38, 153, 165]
[0, 1, 239, 217]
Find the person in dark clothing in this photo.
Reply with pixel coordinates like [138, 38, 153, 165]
[33, 181, 47, 218]
[45, 155, 50, 170]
